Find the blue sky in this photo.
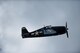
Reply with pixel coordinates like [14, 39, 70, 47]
[0, 0, 80, 53]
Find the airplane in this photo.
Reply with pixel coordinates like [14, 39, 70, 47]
[21, 22, 69, 38]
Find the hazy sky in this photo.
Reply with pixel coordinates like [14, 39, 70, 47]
[0, 0, 80, 53]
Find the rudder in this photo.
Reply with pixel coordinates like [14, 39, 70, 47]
[22, 27, 29, 38]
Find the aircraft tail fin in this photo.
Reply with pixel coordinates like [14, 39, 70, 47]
[21, 27, 29, 38]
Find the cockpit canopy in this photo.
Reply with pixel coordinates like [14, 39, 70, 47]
[43, 25, 56, 34]
[44, 25, 52, 29]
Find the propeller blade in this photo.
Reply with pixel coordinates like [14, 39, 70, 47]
[66, 31, 69, 38]
[65, 22, 69, 38]
[66, 22, 67, 28]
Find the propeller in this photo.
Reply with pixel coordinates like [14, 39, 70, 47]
[65, 22, 69, 38]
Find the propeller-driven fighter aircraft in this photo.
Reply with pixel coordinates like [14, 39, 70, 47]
[21, 22, 69, 38]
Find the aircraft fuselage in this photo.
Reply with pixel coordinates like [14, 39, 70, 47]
[22, 26, 68, 38]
